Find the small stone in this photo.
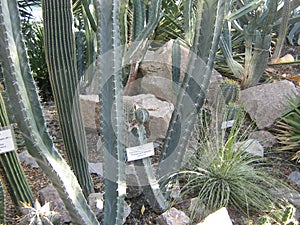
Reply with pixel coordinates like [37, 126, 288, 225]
[156, 207, 190, 225]
[288, 171, 300, 187]
[89, 162, 103, 177]
[18, 150, 39, 168]
[233, 139, 264, 157]
[197, 208, 232, 225]
[188, 198, 209, 222]
[249, 131, 277, 148]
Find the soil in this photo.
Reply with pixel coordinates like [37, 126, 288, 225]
[2, 44, 300, 225]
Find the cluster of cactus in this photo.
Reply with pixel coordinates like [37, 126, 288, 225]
[18, 200, 61, 225]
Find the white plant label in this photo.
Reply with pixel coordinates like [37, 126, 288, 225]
[126, 142, 154, 162]
[0, 127, 16, 154]
[221, 120, 235, 129]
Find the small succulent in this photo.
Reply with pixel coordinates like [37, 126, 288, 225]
[18, 199, 61, 225]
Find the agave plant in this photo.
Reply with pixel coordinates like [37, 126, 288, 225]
[273, 96, 300, 162]
[174, 108, 295, 222]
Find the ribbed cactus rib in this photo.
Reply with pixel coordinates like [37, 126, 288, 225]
[0, 0, 99, 224]
[157, 0, 226, 183]
[94, 0, 126, 224]
[0, 91, 34, 208]
[42, 0, 94, 197]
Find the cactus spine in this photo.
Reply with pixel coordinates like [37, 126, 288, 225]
[157, 0, 227, 186]
[0, 0, 99, 224]
[93, 0, 127, 224]
[42, 0, 94, 197]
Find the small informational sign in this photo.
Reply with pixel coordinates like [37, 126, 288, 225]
[221, 120, 235, 129]
[0, 126, 16, 154]
[126, 142, 155, 162]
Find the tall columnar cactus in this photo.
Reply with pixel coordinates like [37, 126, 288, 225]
[0, 89, 33, 208]
[0, 0, 99, 224]
[93, 0, 127, 224]
[42, 0, 94, 197]
[157, 0, 227, 186]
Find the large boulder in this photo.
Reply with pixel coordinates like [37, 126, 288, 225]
[127, 40, 223, 105]
[240, 80, 300, 129]
[124, 94, 174, 141]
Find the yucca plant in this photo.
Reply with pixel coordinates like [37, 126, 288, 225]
[174, 108, 295, 221]
[273, 96, 300, 162]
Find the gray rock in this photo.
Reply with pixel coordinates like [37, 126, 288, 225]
[249, 130, 277, 148]
[79, 95, 99, 130]
[197, 208, 232, 225]
[89, 162, 103, 177]
[156, 207, 190, 225]
[240, 80, 300, 129]
[80, 94, 174, 143]
[18, 150, 39, 168]
[233, 139, 264, 157]
[86, 130, 102, 163]
[188, 198, 209, 222]
[134, 40, 189, 104]
[38, 184, 71, 224]
[288, 171, 300, 187]
[123, 94, 174, 141]
[129, 40, 223, 105]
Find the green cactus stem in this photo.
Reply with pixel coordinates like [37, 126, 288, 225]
[0, 88, 33, 208]
[157, 0, 227, 190]
[42, 0, 94, 197]
[0, 0, 99, 224]
[0, 180, 4, 224]
[93, 0, 126, 224]
[172, 39, 181, 95]
[219, 78, 240, 104]
[133, 108, 168, 213]
[241, 0, 278, 88]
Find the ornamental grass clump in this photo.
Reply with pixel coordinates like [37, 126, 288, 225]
[177, 108, 295, 219]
